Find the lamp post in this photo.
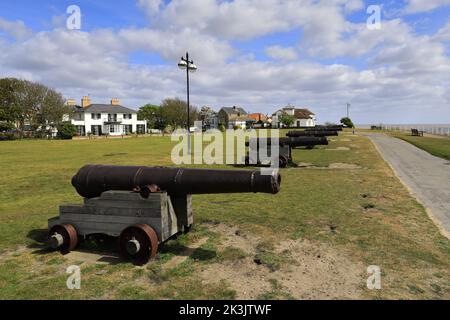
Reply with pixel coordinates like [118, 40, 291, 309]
[178, 52, 197, 155]
[347, 102, 351, 118]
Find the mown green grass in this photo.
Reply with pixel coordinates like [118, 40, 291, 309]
[0, 131, 449, 299]
[390, 132, 450, 161]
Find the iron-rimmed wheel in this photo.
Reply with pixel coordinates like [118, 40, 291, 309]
[279, 155, 288, 168]
[48, 224, 78, 254]
[118, 224, 158, 265]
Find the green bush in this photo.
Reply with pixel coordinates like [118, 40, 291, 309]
[218, 124, 226, 132]
[57, 122, 77, 140]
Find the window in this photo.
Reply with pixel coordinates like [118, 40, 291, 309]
[110, 125, 115, 133]
[124, 114, 132, 120]
[91, 125, 101, 135]
[108, 114, 117, 122]
[91, 113, 101, 120]
[124, 125, 132, 134]
[76, 126, 85, 136]
[137, 125, 145, 134]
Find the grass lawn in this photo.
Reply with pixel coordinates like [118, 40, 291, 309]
[0, 131, 449, 299]
[386, 131, 450, 161]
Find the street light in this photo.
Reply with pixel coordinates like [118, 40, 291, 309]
[178, 52, 197, 154]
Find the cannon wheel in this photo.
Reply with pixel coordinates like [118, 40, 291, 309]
[48, 224, 78, 254]
[118, 224, 158, 265]
[279, 155, 288, 168]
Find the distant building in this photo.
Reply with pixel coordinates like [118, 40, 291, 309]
[249, 113, 269, 128]
[68, 96, 147, 136]
[218, 106, 254, 129]
[272, 106, 316, 128]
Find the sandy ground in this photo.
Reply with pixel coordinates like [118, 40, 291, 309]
[365, 133, 450, 238]
[198, 223, 365, 300]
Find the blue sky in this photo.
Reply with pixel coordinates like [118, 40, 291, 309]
[0, 0, 449, 124]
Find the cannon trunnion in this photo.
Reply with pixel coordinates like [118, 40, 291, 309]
[48, 165, 281, 265]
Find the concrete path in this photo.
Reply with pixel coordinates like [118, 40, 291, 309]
[365, 133, 450, 238]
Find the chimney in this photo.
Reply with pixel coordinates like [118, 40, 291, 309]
[81, 96, 91, 108]
[66, 99, 76, 106]
[111, 98, 120, 105]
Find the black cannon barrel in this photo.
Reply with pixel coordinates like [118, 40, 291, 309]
[286, 130, 338, 137]
[293, 125, 343, 131]
[309, 126, 343, 131]
[246, 137, 328, 147]
[72, 165, 281, 199]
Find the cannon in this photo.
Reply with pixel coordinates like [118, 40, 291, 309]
[48, 165, 281, 265]
[286, 130, 338, 137]
[291, 125, 343, 131]
[244, 137, 328, 168]
[308, 125, 343, 131]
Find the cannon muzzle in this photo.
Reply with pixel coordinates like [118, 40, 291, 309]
[286, 130, 338, 137]
[72, 165, 281, 199]
[246, 137, 328, 147]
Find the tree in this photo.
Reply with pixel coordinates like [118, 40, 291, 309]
[138, 104, 162, 129]
[340, 117, 354, 128]
[159, 98, 199, 128]
[0, 78, 68, 138]
[279, 112, 295, 127]
[0, 78, 23, 126]
[57, 122, 77, 140]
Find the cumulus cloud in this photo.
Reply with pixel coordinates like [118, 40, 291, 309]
[0, 0, 450, 123]
[0, 18, 32, 39]
[404, 0, 450, 14]
[265, 45, 298, 61]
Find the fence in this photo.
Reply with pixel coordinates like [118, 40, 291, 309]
[374, 124, 450, 137]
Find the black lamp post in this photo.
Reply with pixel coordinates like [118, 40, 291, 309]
[178, 52, 197, 154]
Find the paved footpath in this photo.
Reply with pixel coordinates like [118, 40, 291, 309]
[365, 133, 450, 237]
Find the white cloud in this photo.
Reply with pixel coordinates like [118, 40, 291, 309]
[0, 18, 32, 40]
[404, 0, 450, 14]
[265, 45, 298, 61]
[1, 0, 450, 124]
[433, 18, 450, 41]
[138, 0, 164, 15]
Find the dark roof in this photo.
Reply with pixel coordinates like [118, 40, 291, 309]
[272, 107, 315, 119]
[76, 104, 137, 114]
[294, 108, 315, 119]
[220, 106, 247, 116]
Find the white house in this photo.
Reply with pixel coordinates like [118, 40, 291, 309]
[272, 106, 316, 128]
[68, 97, 147, 136]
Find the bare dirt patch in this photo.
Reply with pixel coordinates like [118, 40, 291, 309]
[295, 162, 315, 168]
[162, 237, 209, 270]
[329, 163, 361, 169]
[199, 223, 365, 300]
[326, 147, 350, 151]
